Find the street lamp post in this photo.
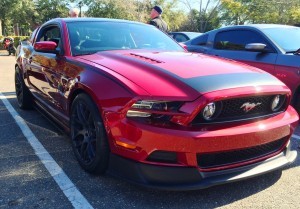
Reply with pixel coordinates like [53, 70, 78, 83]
[78, 1, 83, 17]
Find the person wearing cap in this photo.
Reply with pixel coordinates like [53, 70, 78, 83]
[149, 5, 168, 33]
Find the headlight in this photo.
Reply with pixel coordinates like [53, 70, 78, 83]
[270, 95, 285, 112]
[126, 100, 182, 120]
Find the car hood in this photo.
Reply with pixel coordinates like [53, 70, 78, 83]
[79, 50, 284, 100]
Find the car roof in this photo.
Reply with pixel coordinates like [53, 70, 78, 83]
[220, 24, 297, 30]
[170, 31, 202, 34]
[46, 17, 148, 26]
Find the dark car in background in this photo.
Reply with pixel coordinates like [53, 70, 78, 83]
[169, 31, 202, 42]
[184, 24, 300, 111]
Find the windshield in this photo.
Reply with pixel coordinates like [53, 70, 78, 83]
[261, 26, 300, 52]
[67, 21, 184, 56]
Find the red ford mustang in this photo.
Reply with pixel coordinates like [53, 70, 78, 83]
[15, 18, 298, 190]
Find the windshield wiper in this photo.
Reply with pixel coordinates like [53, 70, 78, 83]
[286, 48, 300, 54]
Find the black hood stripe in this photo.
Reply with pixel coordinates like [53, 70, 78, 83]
[184, 73, 283, 93]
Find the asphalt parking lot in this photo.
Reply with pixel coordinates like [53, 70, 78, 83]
[0, 51, 300, 209]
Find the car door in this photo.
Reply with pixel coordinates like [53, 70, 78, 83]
[27, 24, 64, 111]
[208, 29, 278, 77]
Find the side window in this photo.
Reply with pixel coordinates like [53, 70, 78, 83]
[174, 34, 188, 42]
[37, 26, 61, 48]
[191, 34, 208, 46]
[214, 30, 269, 51]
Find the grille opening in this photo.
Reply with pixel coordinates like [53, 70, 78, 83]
[192, 95, 287, 124]
[197, 137, 287, 169]
[146, 151, 178, 164]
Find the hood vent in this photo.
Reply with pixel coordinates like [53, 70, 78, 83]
[125, 53, 164, 64]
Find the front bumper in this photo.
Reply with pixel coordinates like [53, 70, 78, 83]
[107, 141, 297, 191]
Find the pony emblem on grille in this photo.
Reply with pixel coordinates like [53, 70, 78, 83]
[240, 102, 262, 113]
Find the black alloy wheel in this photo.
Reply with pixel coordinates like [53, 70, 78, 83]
[71, 93, 109, 174]
[15, 68, 32, 109]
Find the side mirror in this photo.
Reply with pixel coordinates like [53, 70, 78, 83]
[245, 43, 267, 52]
[34, 41, 59, 54]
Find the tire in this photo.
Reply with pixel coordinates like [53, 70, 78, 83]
[15, 68, 32, 109]
[70, 93, 110, 174]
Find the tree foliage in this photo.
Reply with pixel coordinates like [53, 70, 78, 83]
[84, 0, 186, 31]
[179, 0, 222, 32]
[35, 0, 69, 23]
[220, 0, 300, 25]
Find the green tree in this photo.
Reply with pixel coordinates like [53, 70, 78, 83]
[84, 0, 187, 31]
[0, 0, 18, 35]
[11, 0, 38, 35]
[35, 0, 69, 23]
[220, 0, 300, 25]
[179, 0, 221, 32]
[289, 7, 300, 25]
[84, 0, 140, 20]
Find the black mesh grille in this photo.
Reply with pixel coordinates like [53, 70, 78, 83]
[192, 95, 286, 124]
[197, 137, 287, 169]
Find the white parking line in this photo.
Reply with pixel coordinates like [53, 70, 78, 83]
[292, 134, 300, 141]
[0, 92, 93, 209]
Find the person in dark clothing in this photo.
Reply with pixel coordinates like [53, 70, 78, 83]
[149, 5, 168, 33]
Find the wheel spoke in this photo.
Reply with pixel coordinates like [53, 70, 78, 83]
[80, 142, 88, 161]
[87, 142, 96, 159]
[87, 112, 95, 129]
[88, 129, 96, 140]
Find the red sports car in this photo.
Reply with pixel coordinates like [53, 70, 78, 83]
[15, 18, 298, 190]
